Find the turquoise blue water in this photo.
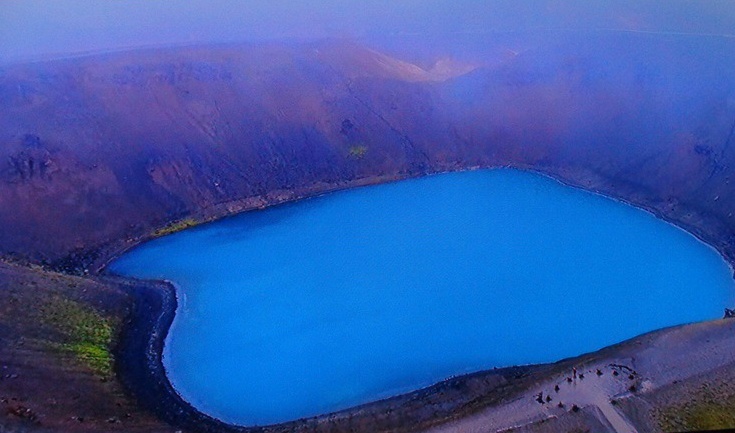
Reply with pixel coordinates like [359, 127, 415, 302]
[109, 169, 734, 426]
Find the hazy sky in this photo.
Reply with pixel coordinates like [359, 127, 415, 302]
[2, 0, 734, 61]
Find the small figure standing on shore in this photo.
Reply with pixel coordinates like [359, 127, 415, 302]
[536, 392, 544, 404]
[573, 367, 577, 380]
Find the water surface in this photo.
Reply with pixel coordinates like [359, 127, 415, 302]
[110, 169, 734, 426]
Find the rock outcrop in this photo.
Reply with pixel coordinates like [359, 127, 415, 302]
[0, 36, 734, 274]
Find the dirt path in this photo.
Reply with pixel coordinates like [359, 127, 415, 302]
[567, 369, 638, 433]
[428, 319, 735, 433]
[427, 361, 641, 433]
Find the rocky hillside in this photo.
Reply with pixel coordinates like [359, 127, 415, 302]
[1, 35, 734, 269]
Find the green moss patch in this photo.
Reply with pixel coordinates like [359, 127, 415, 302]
[154, 218, 198, 237]
[348, 145, 368, 159]
[655, 389, 735, 431]
[38, 297, 114, 377]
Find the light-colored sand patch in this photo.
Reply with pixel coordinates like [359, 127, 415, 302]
[428, 319, 735, 433]
[427, 362, 639, 433]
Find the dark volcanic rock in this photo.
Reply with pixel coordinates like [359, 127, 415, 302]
[2, 32, 735, 433]
[0, 36, 734, 272]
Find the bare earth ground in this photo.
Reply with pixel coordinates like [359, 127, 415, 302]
[2, 36, 735, 432]
[2, 258, 735, 433]
[0, 261, 174, 433]
[428, 318, 735, 433]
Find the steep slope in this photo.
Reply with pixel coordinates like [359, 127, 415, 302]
[439, 34, 735, 259]
[0, 42, 446, 267]
[3, 34, 735, 433]
[0, 261, 172, 432]
[1, 35, 734, 272]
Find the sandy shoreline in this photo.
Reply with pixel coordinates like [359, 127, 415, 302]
[427, 318, 735, 433]
[112, 269, 735, 433]
[108, 274, 546, 433]
[101, 165, 735, 433]
[3, 34, 735, 432]
[94, 163, 735, 275]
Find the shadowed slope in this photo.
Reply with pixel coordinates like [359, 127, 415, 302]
[1, 35, 734, 272]
[2, 34, 735, 433]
